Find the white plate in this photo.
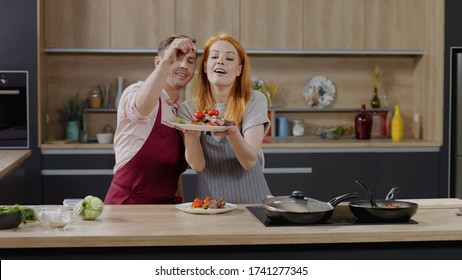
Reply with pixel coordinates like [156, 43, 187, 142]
[302, 75, 336, 109]
[175, 202, 237, 214]
[171, 123, 232, 132]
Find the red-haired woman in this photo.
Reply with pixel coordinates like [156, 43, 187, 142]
[177, 33, 271, 203]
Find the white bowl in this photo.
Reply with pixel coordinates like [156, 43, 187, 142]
[96, 133, 113, 144]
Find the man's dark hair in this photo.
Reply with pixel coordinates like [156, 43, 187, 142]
[157, 34, 197, 57]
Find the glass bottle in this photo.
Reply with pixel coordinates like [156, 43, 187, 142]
[391, 105, 404, 141]
[88, 90, 101, 108]
[354, 104, 372, 140]
[412, 113, 422, 139]
[371, 87, 381, 108]
[292, 119, 305, 136]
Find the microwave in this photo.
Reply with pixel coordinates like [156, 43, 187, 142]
[0, 71, 29, 148]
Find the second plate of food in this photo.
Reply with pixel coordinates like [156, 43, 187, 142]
[175, 203, 237, 214]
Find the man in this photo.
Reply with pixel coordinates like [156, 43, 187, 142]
[104, 35, 198, 204]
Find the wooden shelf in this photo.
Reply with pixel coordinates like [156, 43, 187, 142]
[84, 108, 117, 113]
[268, 108, 389, 113]
[44, 48, 425, 56]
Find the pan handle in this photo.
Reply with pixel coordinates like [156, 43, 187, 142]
[385, 187, 400, 201]
[327, 192, 359, 207]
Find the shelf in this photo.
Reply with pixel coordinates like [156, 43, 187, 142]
[268, 108, 390, 113]
[267, 107, 390, 138]
[43, 48, 425, 56]
[84, 108, 117, 113]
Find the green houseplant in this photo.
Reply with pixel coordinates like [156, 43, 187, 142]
[62, 93, 86, 141]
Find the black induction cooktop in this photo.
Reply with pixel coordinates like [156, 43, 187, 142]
[246, 206, 418, 227]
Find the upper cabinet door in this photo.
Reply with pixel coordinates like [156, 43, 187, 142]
[240, 0, 303, 49]
[44, 0, 110, 48]
[364, 0, 425, 50]
[303, 0, 364, 50]
[176, 0, 239, 47]
[111, 0, 175, 49]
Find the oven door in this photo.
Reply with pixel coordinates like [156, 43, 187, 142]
[0, 71, 29, 148]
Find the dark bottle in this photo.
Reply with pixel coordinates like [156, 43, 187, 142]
[371, 87, 381, 108]
[355, 104, 372, 140]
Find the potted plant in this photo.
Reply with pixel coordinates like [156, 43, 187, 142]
[62, 93, 86, 141]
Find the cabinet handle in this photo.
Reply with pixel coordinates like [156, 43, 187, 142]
[41, 169, 114, 175]
[263, 167, 312, 174]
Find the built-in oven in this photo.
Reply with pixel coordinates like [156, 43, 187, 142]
[0, 71, 29, 148]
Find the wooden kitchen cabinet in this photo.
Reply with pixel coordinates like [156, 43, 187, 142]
[240, 0, 304, 49]
[303, 0, 364, 50]
[176, 0, 239, 46]
[364, 0, 425, 50]
[111, 0, 175, 49]
[44, 0, 111, 48]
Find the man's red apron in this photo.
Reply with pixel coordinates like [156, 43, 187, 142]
[104, 101, 187, 204]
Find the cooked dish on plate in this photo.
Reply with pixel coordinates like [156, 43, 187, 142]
[175, 198, 236, 214]
[171, 109, 234, 132]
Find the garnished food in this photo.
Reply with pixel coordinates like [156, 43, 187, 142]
[380, 204, 400, 209]
[190, 109, 230, 126]
[74, 195, 104, 220]
[0, 205, 37, 224]
[190, 197, 226, 209]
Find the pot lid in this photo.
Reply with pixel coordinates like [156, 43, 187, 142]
[263, 191, 334, 213]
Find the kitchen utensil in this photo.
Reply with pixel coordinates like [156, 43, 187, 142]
[354, 180, 378, 207]
[262, 191, 358, 224]
[348, 200, 418, 221]
[349, 181, 418, 221]
[385, 187, 400, 201]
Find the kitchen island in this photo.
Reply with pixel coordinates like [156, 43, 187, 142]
[1, 199, 461, 259]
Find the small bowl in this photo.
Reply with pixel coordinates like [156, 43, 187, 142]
[96, 133, 113, 144]
[0, 212, 22, 230]
[63, 198, 83, 211]
[41, 208, 70, 230]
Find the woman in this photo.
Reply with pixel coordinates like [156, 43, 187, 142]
[177, 33, 271, 203]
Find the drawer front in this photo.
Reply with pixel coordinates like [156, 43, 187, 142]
[42, 154, 115, 169]
[42, 175, 112, 204]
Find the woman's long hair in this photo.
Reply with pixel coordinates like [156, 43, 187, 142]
[195, 33, 252, 123]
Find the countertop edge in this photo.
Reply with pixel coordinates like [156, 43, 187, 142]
[0, 150, 31, 180]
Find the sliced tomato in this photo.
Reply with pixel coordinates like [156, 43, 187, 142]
[194, 111, 204, 120]
[202, 109, 209, 115]
[209, 109, 219, 116]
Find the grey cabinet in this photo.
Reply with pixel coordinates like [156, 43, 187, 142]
[41, 151, 114, 204]
[263, 150, 313, 196]
[312, 151, 441, 201]
[0, 165, 26, 205]
[182, 150, 313, 201]
[377, 152, 441, 198]
[40, 149, 441, 204]
[311, 153, 377, 201]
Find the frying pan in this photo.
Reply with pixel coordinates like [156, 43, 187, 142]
[348, 180, 418, 221]
[262, 191, 359, 224]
